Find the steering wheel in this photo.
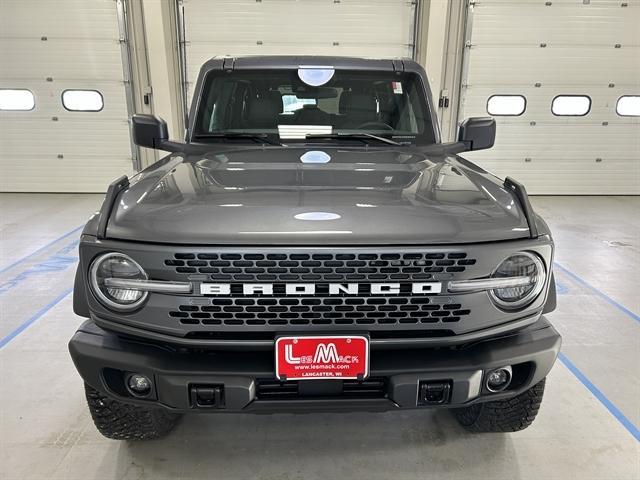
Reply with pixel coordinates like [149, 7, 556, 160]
[355, 121, 394, 131]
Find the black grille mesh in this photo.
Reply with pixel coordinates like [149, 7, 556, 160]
[164, 252, 476, 282]
[170, 296, 471, 326]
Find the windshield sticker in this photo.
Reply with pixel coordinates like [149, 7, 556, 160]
[278, 124, 332, 139]
[392, 82, 403, 94]
[298, 67, 335, 86]
[300, 151, 331, 164]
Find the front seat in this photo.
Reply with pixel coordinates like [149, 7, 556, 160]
[340, 92, 378, 128]
[295, 104, 331, 125]
[246, 97, 280, 129]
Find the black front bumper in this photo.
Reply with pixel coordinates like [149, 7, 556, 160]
[69, 318, 561, 413]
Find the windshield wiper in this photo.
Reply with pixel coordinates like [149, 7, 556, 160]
[305, 133, 403, 146]
[194, 133, 282, 146]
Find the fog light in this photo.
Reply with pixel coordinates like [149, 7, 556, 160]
[127, 374, 152, 397]
[486, 366, 512, 393]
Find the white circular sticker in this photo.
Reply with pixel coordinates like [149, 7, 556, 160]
[300, 151, 331, 163]
[298, 68, 335, 86]
[294, 212, 341, 221]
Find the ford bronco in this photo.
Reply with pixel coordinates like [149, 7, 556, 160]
[69, 56, 560, 440]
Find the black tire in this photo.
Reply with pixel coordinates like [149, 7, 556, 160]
[84, 383, 180, 440]
[453, 379, 546, 433]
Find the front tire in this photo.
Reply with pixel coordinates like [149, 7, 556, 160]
[453, 379, 546, 433]
[84, 383, 180, 440]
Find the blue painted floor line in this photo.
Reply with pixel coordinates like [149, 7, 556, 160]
[554, 262, 640, 324]
[0, 241, 79, 295]
[0, 288, 73, 349]
[558, 352, 640, 442]
[0, 226, 83, 275]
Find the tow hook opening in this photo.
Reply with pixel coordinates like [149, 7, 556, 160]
[190, 384, 225, 409]
[418, 380, 452, 405]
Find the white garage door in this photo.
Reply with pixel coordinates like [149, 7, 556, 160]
[459, 0, 640, 195]
[180, 0, 417, 101]
[0, 0, 134, 192]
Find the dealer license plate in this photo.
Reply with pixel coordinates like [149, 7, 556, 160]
[275, 335, 369, 381]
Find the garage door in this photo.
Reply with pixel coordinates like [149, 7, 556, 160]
[458, 0, 640, 195]
[179, 0, 418, 101]
[0, 0, 134, 192]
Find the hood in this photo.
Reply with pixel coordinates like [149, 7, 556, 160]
[105, 146, 530, 245]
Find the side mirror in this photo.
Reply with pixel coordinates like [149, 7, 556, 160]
[131, 114, 169, 149]
[458, 117, 496, 151]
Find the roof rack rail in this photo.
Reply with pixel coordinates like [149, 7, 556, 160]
[504, 176, 538, 239]
[96, 175, 129, 239]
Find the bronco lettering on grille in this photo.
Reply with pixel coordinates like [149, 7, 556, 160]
[199, 282, 442, 296]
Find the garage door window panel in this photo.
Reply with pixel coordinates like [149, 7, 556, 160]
[551, 95, 591, 116]
[616, 96, 640, 116]
[0, 89, 35, 111]
[487, 95, 526, 116]
[62, 90, 104, 112]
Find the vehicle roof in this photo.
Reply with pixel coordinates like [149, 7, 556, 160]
[199, 55, 423, 73]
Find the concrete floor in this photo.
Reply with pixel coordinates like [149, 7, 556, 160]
[0, 194, 638, 480]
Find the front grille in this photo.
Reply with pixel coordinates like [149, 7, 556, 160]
[164, 251, 476, 282]
[256, 378, 387, 400]
[170, 297, 471, 326]
[159, 249, 477, 337]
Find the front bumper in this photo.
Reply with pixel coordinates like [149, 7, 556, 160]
[69, 317, 561, 413]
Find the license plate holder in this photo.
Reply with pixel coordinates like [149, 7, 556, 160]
[275, 335, 369, 381]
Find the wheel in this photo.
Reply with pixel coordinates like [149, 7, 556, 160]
[84, 383, 180, 440]
[453, 379, 546, 433]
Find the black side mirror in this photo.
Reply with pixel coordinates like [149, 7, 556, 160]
[131, 114, 169, 149]
[458, 117, 496, 151]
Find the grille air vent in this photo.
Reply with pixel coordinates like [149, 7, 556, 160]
[169, 296, 470, 327]
[163, 251, 476, 282]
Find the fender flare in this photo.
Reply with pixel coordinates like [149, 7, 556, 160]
[543, 272, 557, 314]
[73, 265, 90, 318]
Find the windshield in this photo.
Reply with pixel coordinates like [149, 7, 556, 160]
[193, 69, 437, 145]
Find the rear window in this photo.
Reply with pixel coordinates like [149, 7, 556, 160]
[282, 95, 316, 113]
[551, 95, 591, 116]
[487, 95, 526, 116]
[194, 69, 436, 145]
[0, 89, 35, 111]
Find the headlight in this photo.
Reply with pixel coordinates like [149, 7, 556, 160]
[89, 252, 148, 311]
[489, 252, 546, 310]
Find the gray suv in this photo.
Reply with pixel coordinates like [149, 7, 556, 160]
[69, 56, 561, 440]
